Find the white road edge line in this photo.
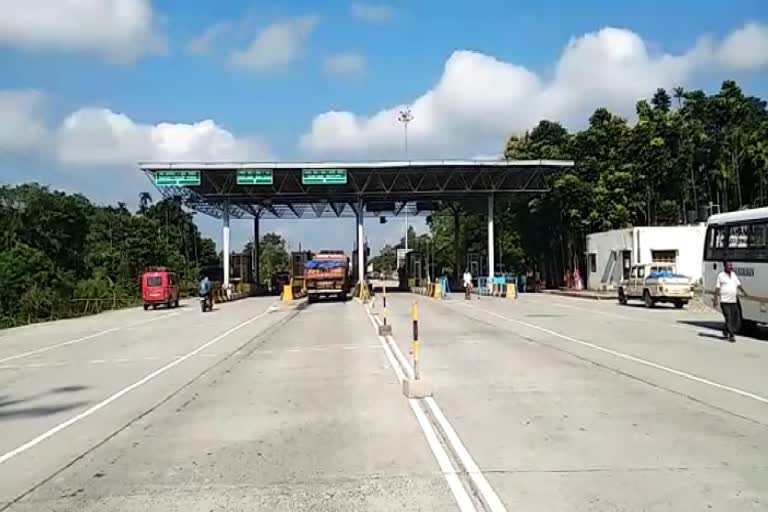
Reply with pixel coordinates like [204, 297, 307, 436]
[0, 312, 181, 365]
[0, 311, 269, 466]
[463, 303, 768, 405]
[0, 328, 119, 364]
[364, 310, 475, 512]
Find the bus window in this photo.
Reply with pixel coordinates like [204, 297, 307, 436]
[705, 225, 728, 261]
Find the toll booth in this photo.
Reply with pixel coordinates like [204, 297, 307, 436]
[290, 251, 312, 290]
[466, 253, 487, 280]
[231, 253, 253, 283]
[398, 250, 425, 290]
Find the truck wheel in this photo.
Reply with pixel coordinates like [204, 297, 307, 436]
[307, 295, 316, 304]
[618, 288, 627, 305]
[174, 299, 180, 308]
[643, 290, 655, 309]
[674, 300, 685, 309]
[143, 304, 149, 311]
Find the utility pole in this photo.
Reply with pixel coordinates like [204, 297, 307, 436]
[398, 108, 414, 253]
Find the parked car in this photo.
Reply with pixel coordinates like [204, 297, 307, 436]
[141, 269, 181, 310]
[618, 263, 693, 309]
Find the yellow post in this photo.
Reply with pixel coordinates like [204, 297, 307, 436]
[432, 282, 442, 299]
[282, 284, 294, 303]
[506, 282, 517, 299]
[411, 301, 420, 380]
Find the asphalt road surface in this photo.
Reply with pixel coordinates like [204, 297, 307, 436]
[1, 291, 766, 511]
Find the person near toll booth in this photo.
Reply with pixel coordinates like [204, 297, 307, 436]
[714, 261, 747, 342]
[463, 269, 473, 300]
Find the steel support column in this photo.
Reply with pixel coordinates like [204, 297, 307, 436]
[357, 199, 365, 286]
[223, 199, 231, 289]
[253, 212, 260, 286]
[487, 194, 494, 282]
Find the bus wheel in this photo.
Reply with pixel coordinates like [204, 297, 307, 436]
[618, 288, 627, 305]
[643, 290, 655, 308]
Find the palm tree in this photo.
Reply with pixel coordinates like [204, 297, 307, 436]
[138, 192, 153, 214]
[673, 86, 685, 108]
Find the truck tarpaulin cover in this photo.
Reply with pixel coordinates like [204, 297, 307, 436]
[304, 260, 346, 269]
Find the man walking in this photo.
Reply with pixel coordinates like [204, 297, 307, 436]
[714, 262, 746, 342]
[463, 269, 473, 300]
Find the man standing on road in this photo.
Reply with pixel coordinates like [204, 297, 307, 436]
[714, 262, 747, 342]
[463, 269, 473, 300]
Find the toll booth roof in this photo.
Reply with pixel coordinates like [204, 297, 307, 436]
[139, 159, 573, 220]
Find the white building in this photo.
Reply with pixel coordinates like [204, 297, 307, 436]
[586, 225, 707, 290]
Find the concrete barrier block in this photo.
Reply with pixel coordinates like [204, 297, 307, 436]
[402, 378, 433, 398]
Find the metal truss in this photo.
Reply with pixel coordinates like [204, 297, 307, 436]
[142, 160, 571, 220]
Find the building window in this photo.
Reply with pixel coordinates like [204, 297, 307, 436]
[589, 253, 597, 273]
[651, 250, 677, 264]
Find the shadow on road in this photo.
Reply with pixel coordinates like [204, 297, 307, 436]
[680, 320, 768, 342]
[0, 385, 91, 421]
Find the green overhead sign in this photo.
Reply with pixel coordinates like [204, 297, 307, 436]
[302, 169, 347, 185]
[237, 169, 273, 185]
[154, 171, 201, 187]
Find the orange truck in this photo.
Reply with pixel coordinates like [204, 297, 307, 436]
[303, 251, 350, 302]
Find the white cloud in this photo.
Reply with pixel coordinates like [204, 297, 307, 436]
[56, 108, 272, 165]
[350, 3, 395, 24]
[300, 22, 768, 159]
[0, 90, 48, 155]
[0, 0, 165, 63]
[186, 21, 232, 56]
[230, 16, 318, 71]
[715, 22, 768, 70]
[324, 52, 367, 78]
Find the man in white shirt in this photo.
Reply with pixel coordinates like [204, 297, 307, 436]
[714, 261, 747, 342]
[463, 269, 473, 300]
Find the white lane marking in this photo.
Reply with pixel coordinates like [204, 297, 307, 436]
[0, 328, 119, 364]
[0, 311, 270, 466]
[0, 312, 181, 365]
[366, 308, 507, 511]
[287, 348, 302, 353]
[409, 399, 476, 512]
[342, 346, 358, 350]
[143, 356, 160, 361]
[463, 303, 768, 405]
[89, 359, 107, 364]
[26, 362, 63, 368]
[112, 358, 130, 363]
[424, 397, 508, 512]
[124, 312, 180, 328]
[365, 309, 475, 511]
[311, 347, 328, 352]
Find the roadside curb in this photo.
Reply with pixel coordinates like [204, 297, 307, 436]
[541, 290, 616, 301]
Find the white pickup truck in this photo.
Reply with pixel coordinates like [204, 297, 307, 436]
[618, 263, 694, 309]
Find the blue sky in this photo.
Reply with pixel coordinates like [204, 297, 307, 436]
[1, 0, 767, 252]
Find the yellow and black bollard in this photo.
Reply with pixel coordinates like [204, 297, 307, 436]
[402, 299, 431, 398]
[378, 282, 392, 335]
[411, 300, 420, 380]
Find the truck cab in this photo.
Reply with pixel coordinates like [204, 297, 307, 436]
[618, 263, 693, 309]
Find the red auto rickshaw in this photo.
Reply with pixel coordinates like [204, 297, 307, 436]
[141, 268, 180, 310]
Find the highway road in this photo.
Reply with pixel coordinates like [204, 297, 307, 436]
[1, 291, 767, 510]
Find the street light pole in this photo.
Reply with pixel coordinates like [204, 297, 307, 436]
[397, 108, 414, 254]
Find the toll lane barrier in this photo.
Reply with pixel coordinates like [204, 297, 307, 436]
[212, 286, 253, 304]
[410, 281, 445, 299]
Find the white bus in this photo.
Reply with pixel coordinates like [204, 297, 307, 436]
[703, 207, 768, 332]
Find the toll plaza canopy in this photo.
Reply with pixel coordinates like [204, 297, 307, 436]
[139, 159, 574, 288]
[140, 159, 574, 220]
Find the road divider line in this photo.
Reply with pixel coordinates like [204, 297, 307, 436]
[424, 397, 508, 512]
[365, 307, 475, 511]
[462, 303, 768, 405]
[369, 310, 507, 510]
[0, 311, 270, 466]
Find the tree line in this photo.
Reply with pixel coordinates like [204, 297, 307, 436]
[374, 80, 768, 287]
[0, 185, 220, 328]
